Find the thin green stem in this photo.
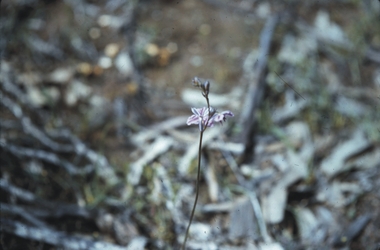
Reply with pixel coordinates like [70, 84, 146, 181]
[181, 130, 204, 250]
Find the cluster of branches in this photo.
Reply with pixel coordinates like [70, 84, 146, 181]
[0, 69, 124, 249]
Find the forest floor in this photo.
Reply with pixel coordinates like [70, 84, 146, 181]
[1, 0, 380, 249]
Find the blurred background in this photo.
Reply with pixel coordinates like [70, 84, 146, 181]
[1, 0, 380, 249]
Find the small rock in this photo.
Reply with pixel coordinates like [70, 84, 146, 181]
[89, 27, 101, 39]
[27, 86, 45, 107]
[77, 62, 93, 76]
[115, 52, 134, 77]
[65, 80, 92, 106]
[105, 43, 120, 58]
[48, 68, 74, 84]
[97, 15, 124, 29]
[98, 56, 112, 69]
[96, 212, 114, 233]
[145, 43, 160, 57]
[189, 222, 212, 241]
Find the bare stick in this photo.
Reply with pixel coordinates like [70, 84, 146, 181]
[0, 141, 92, 175]
[1, 219, 125, 250]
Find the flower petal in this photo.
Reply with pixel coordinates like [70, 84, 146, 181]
[200, 107, 208, 117]
[221, 110, 234, 117]
[207, 121, 215, 127]
[213, 110, 234, 123]
[187, 107, 230, 129]
[206, 115, 216, 127]
[187, 115, 200, 125]
[191, 107, 200, 116]
[213, 114, 224, 122]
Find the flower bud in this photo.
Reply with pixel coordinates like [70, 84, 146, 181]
[192, 77, 201, 88]
[202, 81, 210, 96]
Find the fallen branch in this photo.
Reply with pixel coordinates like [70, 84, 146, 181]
[0, 178, 92, 219]
[1, 80, 119, 186]
[238, 14, 280, 163]
[0, 90, 74, 152]
[0, 219, 126, 250]
[0, 140, 92, 175]
[1, 203, 51, 229]
[128, 136, 174, 185]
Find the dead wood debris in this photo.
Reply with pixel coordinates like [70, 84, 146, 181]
[1, 219, 126, 250]
[1, 76, 123, 248]
[1, 0, 380, 249]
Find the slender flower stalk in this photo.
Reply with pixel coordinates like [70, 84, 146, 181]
[181, 129, 204, 250]
[181, 77, 233, 250]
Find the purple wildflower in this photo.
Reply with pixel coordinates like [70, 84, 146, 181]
[214, 110, 234, 123]
[187, 107, 234, 131]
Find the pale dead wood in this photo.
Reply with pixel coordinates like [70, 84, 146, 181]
[239, 14, 280, 163]
[128, 136, 174, 185]
[0, 219, 126, 250]
[0, 178, 92, 219]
